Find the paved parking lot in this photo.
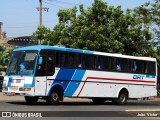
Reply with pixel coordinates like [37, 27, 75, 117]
[1, 92, 160, 120]
[1, 92, 160, 101]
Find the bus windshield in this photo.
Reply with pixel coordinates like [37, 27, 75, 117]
[6, 50, 38, 76]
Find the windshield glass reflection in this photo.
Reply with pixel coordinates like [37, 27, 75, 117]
[6, 50, 38, 76]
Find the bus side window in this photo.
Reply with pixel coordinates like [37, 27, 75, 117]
[148, 62, 156, 75]
[70, 53, 78, 68]
[48, 56, 55, 75]
[96, 56, 114, 71]
[116, 59, 121, 71]
[137, 61, 143, 73]
[89, 55, 95, 69]
[103, 57, 108, 70]
[61, 52, 68, 67]
[68, 53, 74, 68]
[77, 54, 83, 68]
[143, 62, 148, 74]
[108, 57, 114, 71]
[36, 56, 46, 76]
[96, 56, 104, 70]
[95, 56, 99, 69]
[84, 55, 95, 69]
[117, 59, 131, 72]
[55, 52, 60, 66]
[123, 59, 131, 72]
[132, 61, 137, 72]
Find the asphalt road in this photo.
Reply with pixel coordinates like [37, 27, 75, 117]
[0, 93, 160, 120]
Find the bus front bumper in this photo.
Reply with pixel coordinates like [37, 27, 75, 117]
[3, 92, 27, 96]
[2, 87, 33, 96]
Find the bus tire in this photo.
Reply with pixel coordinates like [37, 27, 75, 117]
[24, 96, 38, 104]
[92, 98, 106, 104]
[46, 91, 60, 105]
[112, 90, 128, 105]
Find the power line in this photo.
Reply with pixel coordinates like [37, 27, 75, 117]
[52, 0, 88, 7]
[53, 0, 79, 6]
[42, 0, 89, 8]
[7, 34, 34, 36]
[5, 26, 37, 29]
[6, 29, 37, 31]
[42, 0, 64, 8]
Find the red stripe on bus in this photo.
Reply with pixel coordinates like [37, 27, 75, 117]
[12, 78, 25, 80]
[77, 77, 156, 97]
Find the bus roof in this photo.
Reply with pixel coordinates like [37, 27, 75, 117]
[94, 51, 156, 61]
[14, 45, 156, 62]
[14, 45, 93, 54]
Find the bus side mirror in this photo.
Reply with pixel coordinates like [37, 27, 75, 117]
[38, 57, 43, 65]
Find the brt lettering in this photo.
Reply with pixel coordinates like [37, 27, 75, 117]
[133, 75, 145, 79]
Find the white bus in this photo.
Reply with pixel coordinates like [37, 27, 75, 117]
[2, 45, 157, 105]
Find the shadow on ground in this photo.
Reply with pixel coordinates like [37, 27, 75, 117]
[5, 100, 160, 106]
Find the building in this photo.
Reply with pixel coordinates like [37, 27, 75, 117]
[0, 36, 38, 49]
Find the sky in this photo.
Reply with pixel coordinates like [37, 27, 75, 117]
[0, 0, 152, 37]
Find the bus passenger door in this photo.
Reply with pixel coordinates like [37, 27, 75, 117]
[35, 56, 47, 96]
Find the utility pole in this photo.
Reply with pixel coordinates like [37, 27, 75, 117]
[36, 0, 49, 45]
[0, 22, 3, 39]
[39, 0, 42, 25]
[36, 0, 49, 26]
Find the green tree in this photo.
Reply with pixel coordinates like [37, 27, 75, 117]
[56, 0, 152, 55]
[0, 45, 3, 64]
[134, 0, 160, 48]
[2, 48, 11, 65]
[0, 45, 11, 72]
[32, 0, 153, 56]
[32, 25, 54, 45]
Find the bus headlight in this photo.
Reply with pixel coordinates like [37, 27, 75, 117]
[3, 87, 8, 91]
[19, 88, 31, 91]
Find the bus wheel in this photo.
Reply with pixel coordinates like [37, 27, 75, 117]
[112, 91, 128, 105]
[46, 91, 60, 105]
[92, 98, 106, 104]
[24, 96, 38, 104]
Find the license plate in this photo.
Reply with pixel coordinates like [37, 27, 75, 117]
[9, 87, 18, 91]
[10, 92, 16, 95]
[15, 80, 21, 83]
[13, 80, 21, 83]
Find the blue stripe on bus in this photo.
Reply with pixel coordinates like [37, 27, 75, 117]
[47, 68, 75, 96]
[24, 84, 33, 87]
[146, 75, 155, 78]
[83, 50, 94, 54]
[64, 70, 86, 96]
[56, 68, 75, 80]
[66, 48, 83, 53]
[7, 77, 12, 87]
